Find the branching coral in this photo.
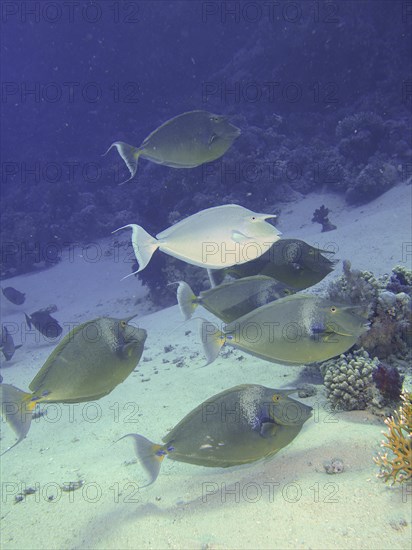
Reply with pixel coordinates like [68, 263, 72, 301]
[374, 390, 412, 484]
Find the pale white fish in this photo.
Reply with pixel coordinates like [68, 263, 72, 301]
[114, 204, 281, 274]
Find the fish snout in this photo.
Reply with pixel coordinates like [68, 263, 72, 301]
[131, 327, 147, 344]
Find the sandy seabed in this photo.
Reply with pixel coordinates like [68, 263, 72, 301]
[0, 183, 411, 550]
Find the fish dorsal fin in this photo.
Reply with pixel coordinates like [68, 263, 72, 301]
[207, 268, 226, 287]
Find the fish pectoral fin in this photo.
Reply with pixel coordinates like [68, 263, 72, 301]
[260, 422, 278, 438]
[0, 384, 36, 455]
[117, 433, 167, 487]
[198, 319, 225, 366]
[120, 342, 138, 360]
[231, 230, 250, 243]
[177, 281, 198, 320]
[102, 141, 142, 184]
[324, 324, 352, 338]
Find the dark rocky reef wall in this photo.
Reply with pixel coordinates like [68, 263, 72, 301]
[1, 1, 411, 279]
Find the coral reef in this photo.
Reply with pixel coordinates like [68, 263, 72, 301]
[386, 265, 412, 294]
[320, 348, 379, 411]
[1, 2, 412, 280]
[372, 362, 404, 401]
[326, 262, 412, 361]
[373, 390, 412, 484]
[311, 205, 337, 232]
[345, 160, 399, 205]
[320, 348, 406, 414]
[327, 259, 378, 308]
[336, 112, 385, 164]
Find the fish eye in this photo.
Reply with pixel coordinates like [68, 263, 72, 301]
[120, 320, 127, 329]
[272, 394, 281, 402]
[330, 306, 337, 313]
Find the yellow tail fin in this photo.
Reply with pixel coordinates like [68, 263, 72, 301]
[177, 281, 198, 320]
[0, 384, 35, 455]
[199, 319, 225, 366]
[118, 433, 170, 487]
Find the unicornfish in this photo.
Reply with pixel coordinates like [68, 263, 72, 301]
[119, 384, 312, 486]
[0, 316, 147, 454]
[177, 275, 294, 323]
[104, 110, 240, 183]
[200, 294, 370, 365]
[115, 204, 281, 274]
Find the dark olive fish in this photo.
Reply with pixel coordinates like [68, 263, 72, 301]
[1, 287, 26, 305]
[119, 384, 312, 486]
[210, 239, 337, 290]
[0, 316, 147, 454]
[104, 110, 241, 183]
[1, 326, 22, 361]
[177, 275, 295, 323]
[25, 309, 62, 339]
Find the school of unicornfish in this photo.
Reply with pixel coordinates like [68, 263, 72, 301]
[0, 111, 370, 486]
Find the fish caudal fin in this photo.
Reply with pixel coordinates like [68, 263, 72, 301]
[103, 141, 142, 184]
[198, 319, 225, 366]
[0, 384, 35, 455]
[118, 433, 167, 487]
[113, 224, 158, 273]
[177, 282, 198, 320]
